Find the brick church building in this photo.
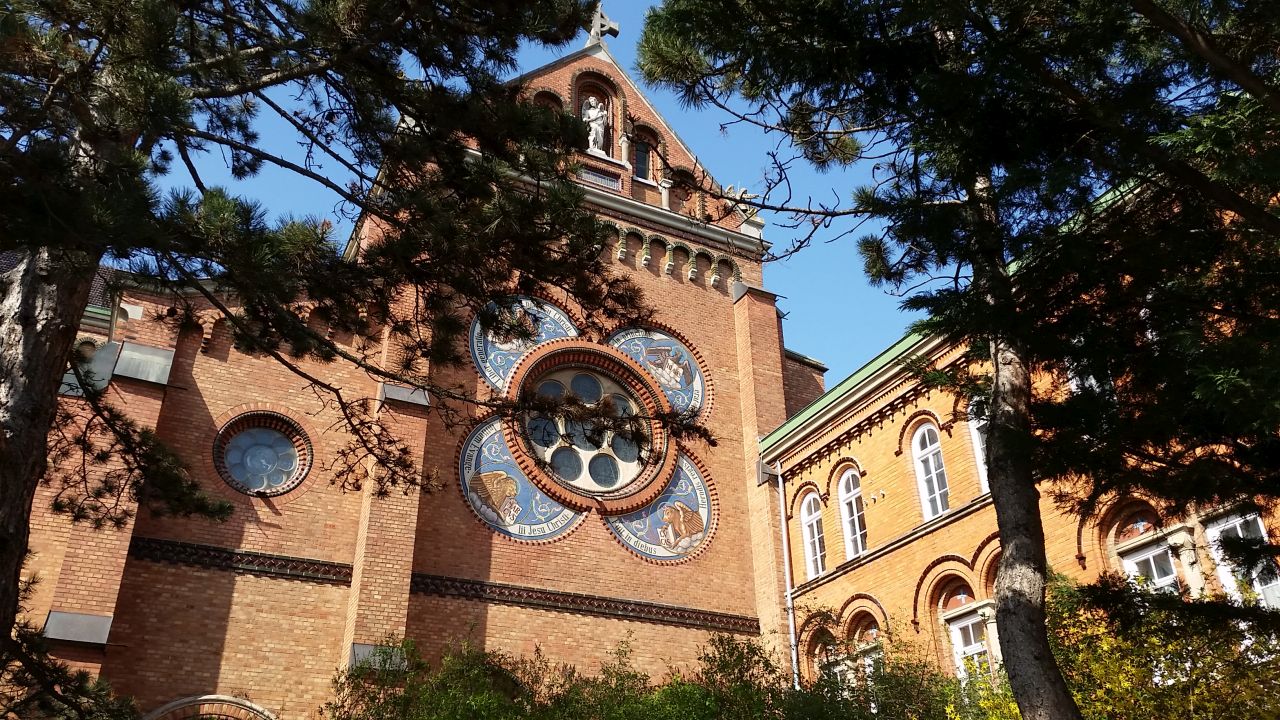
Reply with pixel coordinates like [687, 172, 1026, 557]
[26, 29, 828, 720]
[26, 17, 1280, 720]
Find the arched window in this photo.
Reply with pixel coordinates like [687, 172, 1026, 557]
[838, 469, 868, 560]
[939, 582, 989, 677]
[811, 628, 847, 684]
[968, 397, 990, 494]
[532, 90, 564, 113]
[912, 423, 950, 520]
[849, 614, 883, 682]
[1113, 508, 1180, 593]
[632, 128, 659, 182]
[800, 492, 827, 579]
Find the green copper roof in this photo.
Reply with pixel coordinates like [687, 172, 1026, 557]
[760, 331, 926, 456]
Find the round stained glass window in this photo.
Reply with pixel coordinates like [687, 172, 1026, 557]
[521, 367, 649, 495]
[569, 373, 603, 403]
[214, 412, 312, 496]
[550, 446, 583, 481]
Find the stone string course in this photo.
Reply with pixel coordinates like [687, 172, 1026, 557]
[410, 573, 759, 634]
[126, 538, 759, 634]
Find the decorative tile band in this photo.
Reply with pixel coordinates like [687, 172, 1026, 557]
[128, 537, 353, 585]
[410, 573, 759, 634]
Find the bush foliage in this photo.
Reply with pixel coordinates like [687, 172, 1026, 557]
[325, 576, 1280, 720]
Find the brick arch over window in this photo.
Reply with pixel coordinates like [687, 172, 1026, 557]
[801, 623, 841, 682]
[787, 480, 825, 519]
[143, 695, 275, 720]
[847, 609, 884, 647]
[1097, 498, 1163, 552]
[894, 409, 949, 457]
[570, 68, 625, 106]
[836, 593, 889, 640]
[970, 531, 1002, 598]
[911, 557, 977, 629]
[530, 88, 565, 112]
[824, 457, 866, 498]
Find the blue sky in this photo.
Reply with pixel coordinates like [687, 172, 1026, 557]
[169, 3, 917, 386]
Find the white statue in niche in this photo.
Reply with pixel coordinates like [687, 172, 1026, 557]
[581, 95, 610, 153]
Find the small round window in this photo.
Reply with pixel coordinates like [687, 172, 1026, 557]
[214, 412, 312, 496]
[523, 368, 648, 495]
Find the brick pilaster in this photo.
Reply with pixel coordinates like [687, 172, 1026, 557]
[45, 378, 165, 674]
[340, 393, 429, 666]
[732, 284, 792, 662]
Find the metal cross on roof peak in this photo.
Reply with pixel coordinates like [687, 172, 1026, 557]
[585, 4, 620, 47]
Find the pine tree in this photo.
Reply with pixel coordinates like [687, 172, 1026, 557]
[0, 1, 645, 715]
[638, 2, 1280, 719]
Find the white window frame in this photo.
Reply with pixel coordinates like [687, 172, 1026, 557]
[800, 492, 827, 579]
[1119, 542, 1180, 592]
[1205, 513, 1280, 609]
[838, 469, 869, 560]
[911, 423, 950, 520]
[967, 400, 990, 494]
[944, 609, 990, 678]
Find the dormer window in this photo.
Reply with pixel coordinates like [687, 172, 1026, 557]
[532, 90, 564, 113]
[632, 128, 660, 182]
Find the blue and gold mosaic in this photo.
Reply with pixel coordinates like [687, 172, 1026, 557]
[608, 328, 706, 416]
[469, 297, 578, 389]
[604, 454, 713, 562]
[459, 417, 583, 542]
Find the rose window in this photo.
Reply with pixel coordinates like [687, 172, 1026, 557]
[214, 412, 312, 496]
[524, 368, 648, 495]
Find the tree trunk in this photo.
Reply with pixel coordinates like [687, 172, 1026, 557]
[987, 335, 1084, 720]
[968, 170, 1082, 720]
[0, 247, 102, 639]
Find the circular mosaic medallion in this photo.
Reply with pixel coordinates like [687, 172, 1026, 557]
[213, 412, 312, 496]
[470, 297, 578, 389]
[604, 453, 715, 562]
[460, 417, 584, 542]
[608, 328, 706, 416]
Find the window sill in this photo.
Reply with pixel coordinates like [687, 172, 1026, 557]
[584, 148, 629, 169]
[632, 176, 658, 187]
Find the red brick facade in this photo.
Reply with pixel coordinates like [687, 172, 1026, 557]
[26, 42, 809, 718]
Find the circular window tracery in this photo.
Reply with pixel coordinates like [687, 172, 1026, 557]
[213, 412, 312, 496]
[523, 367, 650, 496]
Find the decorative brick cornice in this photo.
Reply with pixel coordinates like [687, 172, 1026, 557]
[410, 573, 758, 634]
[128, 537, 352, 586]
[781, 347, 970, 475]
